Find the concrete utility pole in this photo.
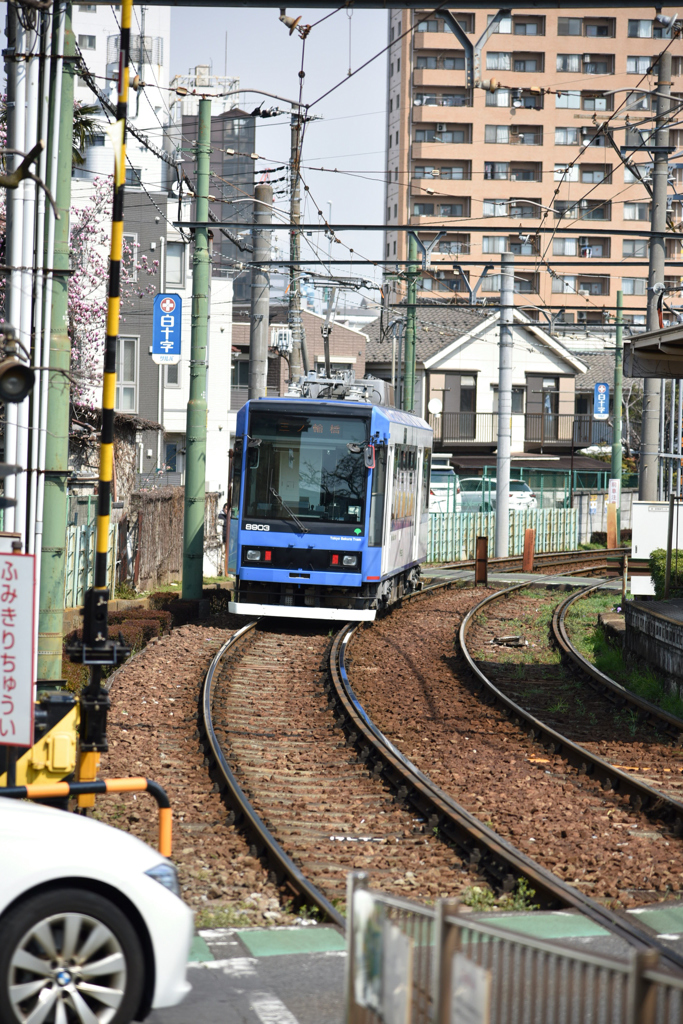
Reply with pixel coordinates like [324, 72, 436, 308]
[403, 232, 418, 412]
[248, 181, 273, 400]
[182, 97, 210, 600]
[37, 2, 73, 681]
[611, 290, 624, 544]
[639, 50, 671, 500]
[495, 252, 514, 558]
[288, 109, 308, 380]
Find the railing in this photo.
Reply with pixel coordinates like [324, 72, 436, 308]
[430, 413, 613, 447]
[427, 508, 578, 561]
[431, 412, 497, 445]
[64, 521, 118, 608]
[345, 873, 683, 1024]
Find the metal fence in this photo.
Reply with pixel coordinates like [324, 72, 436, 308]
[427, 508, 578, 562]
[345, 874, 683, 1024]
[64, 521, 118, 609]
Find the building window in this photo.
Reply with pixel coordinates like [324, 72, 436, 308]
[165, 363, 180, 387]
[554, 163, 579, 182]
[78, 4, 96, 10]
[510, 200, 539, 219]
[393, 203, 397, 216]
[557, 54, 581, 72]
[122, 232, 137, 282]
[486, 52, 511, 70]
[555, 127, 579, 145]
[115, 337, 137, 412]
[483, 236, 507, 253]
[165, 241, 185, 287]
[488, 13, 512, 33]
[514, 22, 538, 35]
[439, 203, 464, 217]
[623, 239, 649, 258]
[552, 275, 577, 293]
[627, 56, 653, 74]
[415, 128, 467, 144]
[581, 165, 611, 184]
[78, 34, 96, 49]
[483, 199, 508, 217]
[486, 89, 510, 107]
[553, 238, 577, 256]
[231, 361, 249, 387]
[558, 17, 582, 35]
[165, 443, 177, 473]
[624, 202, 650, 221]
[628, 19, 652, 37]
[556, 90, 580, 109]
[578, 277, 609, 296]
[484, 125, 509, 144]
[393, 241, 396, 254]
[514, 58, 538, 72]
[484, 162, 509, 180]
[582, 94, 608, 111]
[124, 166, 142, 188]
[421, 277, 433, 291]
[414, 203, 435, 216]
[622, 277, 647, 295]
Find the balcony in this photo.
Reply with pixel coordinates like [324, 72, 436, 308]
[428, 412, 613, 449]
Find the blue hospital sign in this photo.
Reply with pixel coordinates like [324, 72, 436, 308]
[152, 293, 182, 365]
[593, 382, 609, 421]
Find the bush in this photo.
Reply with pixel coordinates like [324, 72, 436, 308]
[648, 547, 683, 599]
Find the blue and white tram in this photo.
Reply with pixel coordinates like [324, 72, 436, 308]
[227, 376, 433, 621]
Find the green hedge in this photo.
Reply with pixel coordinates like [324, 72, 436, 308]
[648, 548, 683, 599]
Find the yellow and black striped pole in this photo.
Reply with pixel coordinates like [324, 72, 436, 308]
[76, 0, 133, 797]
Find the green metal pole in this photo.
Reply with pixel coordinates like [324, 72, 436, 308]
[404, 233, 418, 412]
[182, 97, 210, 600]
[37, 5, 74, 681]
[612, 290, 624, 545]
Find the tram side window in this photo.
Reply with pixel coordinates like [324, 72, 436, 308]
[230, 439, 243, 518]
[422, 447, 431, 510]
[369, 446, 387, 546]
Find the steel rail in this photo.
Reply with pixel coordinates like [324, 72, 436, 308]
[330, 579, 683, 973]
[439, 547, 627, 574]
[553, 583, 683, 742]
[199, 620, 346, 930]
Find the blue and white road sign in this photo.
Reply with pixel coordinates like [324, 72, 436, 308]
[152, 293, 182, 365]
[594, 382, 609, 421]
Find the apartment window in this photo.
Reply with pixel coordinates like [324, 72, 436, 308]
[509, 238, 537, 255]
[581, 165, 611, 184]
[510, 164, 538, 181]
[513, 127, 541, 145]
[552, 275, 577, 293]
[395, 132, 399, 145]
[515, 22, 537, 35]
[397, 58, 400, 72]
[483, 236, 508, 253]
[624, 92, 652, 111]
[394, 168, 398, 181]
[554, 163, 579, 182]
[556, 91, 580, 109]
[585, 21, 613, 37]
[482, 274, 502, 292]
[440, 203, 465, 217]
[78, 4, 96, 10]
[555, 127, 579, 145]
[414, 203, 435, 216]
[514, 58, 538, 72]
[485, 125, 509, 144]
[510, 200, 539, 219]
[557, 54, 581, 73]
[624, 202, 650, 221]
[386, 242, 390, 257]
[623, 239, 649, 258]
[165, 363, 180, 387]
[584, 57, 611, 75]
[78, 34, 96, 49]
[486, 89, 510, 107]
[393, 241, 396, 254]
[622, 277, 647, 295]
[122, 232, 137, 282]
[417, 19, 440, 32]
[390, 62, 394, 76]
[488, 13, 512, 33]
[582, 94, 609, 112]
[389, 98, 393, 113]
[90, 134, 105, 147]
[438, 237, 469, 254]
[555, 201, 578, 220]
[414, 93, 437, 107]
[628, 19, 652, 37]
[165, 443, 177, 473]
[582, 200, 610, 220]
[440, 92, 467, 107]
[578, 277, 608, 296]
[115, 337, 137, 412]
[387, 206, 391, 221]
[421, 278, 433, 291]
[486, 52, 511, 70]
[394, 203, 397, 216]
[553, 238, 577, 256]
[165, 241, 185, 287]
[627, 56, 653, 75]
[484, 162, 508, 180]
[514, 275, 536, 293]
[416, 164, 468, 180]
[483, 200, 508, 217]
[415, 128, 467, 144]
[558, 17, 582, 35]
[124, 166, 142, 187]
[624, 162, 651, 183]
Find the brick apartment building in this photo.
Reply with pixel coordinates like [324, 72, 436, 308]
[385, 7, 682, 327]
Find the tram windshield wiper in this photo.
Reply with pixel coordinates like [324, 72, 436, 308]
[270, 487, 309, 533]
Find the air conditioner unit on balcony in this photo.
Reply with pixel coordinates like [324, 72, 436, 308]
[510, 173, 517, 180]
[510, 125, 520, 135]
[579, 237, 589, 246]
[583, 53, 591, 62]
[436, 123, 447, 133]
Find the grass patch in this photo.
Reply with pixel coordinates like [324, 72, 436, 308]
[566, 593, 683, 721]
[462, 878, 540, 912]
[194, 905, 259, 929]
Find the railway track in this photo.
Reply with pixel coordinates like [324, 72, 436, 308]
[198, 577, 683, 973]
[440, 546, 628, 575]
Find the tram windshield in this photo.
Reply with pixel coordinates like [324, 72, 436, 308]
[245, 411, 368, 525]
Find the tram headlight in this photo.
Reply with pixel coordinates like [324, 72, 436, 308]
[342, 555, 358, 567]
[246, 549, 262, 561]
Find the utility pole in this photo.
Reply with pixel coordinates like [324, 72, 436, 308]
[495, 252, 514, 558]
[248, 181, 273, 400]
[639, 49, 671, 500]
[182, 97, 210, 600]
[611, 290, 624, 545]
[37, 3, 73, 681]
[403, 232, 418, 412]
[288, 108, 308, 380]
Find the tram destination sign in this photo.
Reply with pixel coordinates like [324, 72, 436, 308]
[152, 293, 182, 365]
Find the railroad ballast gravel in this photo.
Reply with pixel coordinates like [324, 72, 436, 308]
[349, 586, 683, 908]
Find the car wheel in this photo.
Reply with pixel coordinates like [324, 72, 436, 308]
[0, 887, 145, 1024]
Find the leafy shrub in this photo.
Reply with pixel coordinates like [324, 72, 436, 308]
[648, 547, 683, 599]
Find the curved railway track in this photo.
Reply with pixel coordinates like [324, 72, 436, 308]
[198, 576, 683, 974]
[440, 546, 628, 575]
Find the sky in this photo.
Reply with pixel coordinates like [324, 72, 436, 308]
[169, 5, 389, 306]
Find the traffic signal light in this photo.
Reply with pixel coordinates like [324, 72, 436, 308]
[0, 326, 34, 403]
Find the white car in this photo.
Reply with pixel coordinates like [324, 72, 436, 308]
[0, 798, 193, 1024]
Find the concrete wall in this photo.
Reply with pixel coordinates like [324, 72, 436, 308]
[624, 601, 683, 696]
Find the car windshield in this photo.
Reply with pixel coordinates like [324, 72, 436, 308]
[510, 481, 531, 492]
[459, 479, 482, 492]
[245, 410, 368, 524]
